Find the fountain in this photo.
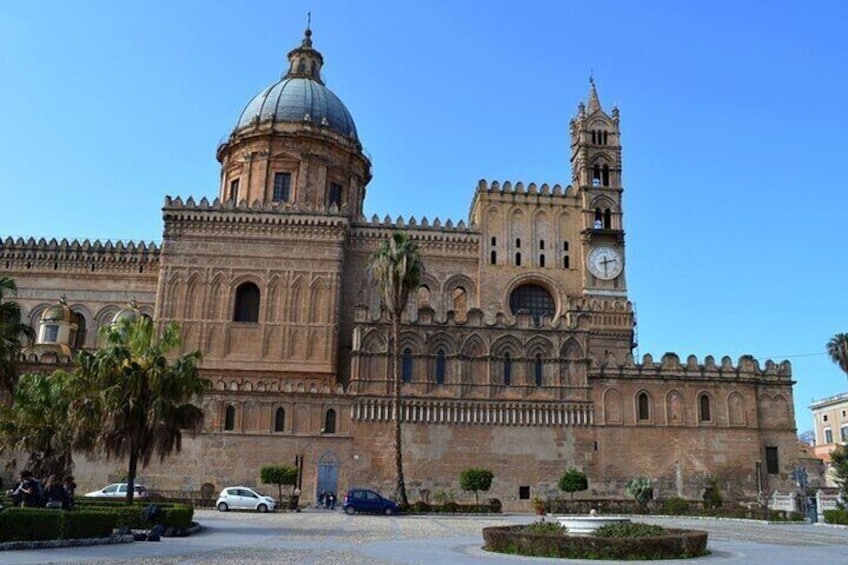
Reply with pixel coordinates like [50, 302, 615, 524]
[556, 509, 630, 536]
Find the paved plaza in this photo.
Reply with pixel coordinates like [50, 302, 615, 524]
[2, 509, 847, 564]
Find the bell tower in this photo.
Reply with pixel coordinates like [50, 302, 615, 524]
[571, 79, 627, 298]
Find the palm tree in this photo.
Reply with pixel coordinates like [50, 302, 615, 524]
[0, 276, 35, 401]
[368, 232, 423, 508]
[73, 316, 209, 503]
[827, 333, 848, 381]
[0, 370, 76, 479]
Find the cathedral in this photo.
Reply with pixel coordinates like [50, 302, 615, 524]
[1, 28, 798, 509]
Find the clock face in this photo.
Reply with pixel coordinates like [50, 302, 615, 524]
[587, 246, 623, 280]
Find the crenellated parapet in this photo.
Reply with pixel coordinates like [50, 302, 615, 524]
[593, 351, 792, 382]
[476, 179, 573, 197]
[162, 195, 351, 237]
[349, 220, 479, 255]
[0, 236, 160, 272]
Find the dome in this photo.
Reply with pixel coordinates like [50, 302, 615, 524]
[41, 300, 72, 323]
[233, 28, 358, 140]
[236, 77, 358, 139]
[112, 299, 143, 325]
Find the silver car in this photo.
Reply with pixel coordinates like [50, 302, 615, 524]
[84, 483, 150, 499]
[216, 486, 276, 512]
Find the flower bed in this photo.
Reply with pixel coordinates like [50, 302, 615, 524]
[482, 524, 708, 560]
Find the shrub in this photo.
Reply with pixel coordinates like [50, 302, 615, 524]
[411, 500, 431, 513]
[702, 477, 723, 509]
[61, 510, 116, 540]
[660, 496, 691, 515]
[824, 509, 848, 525]
[594, 521, 666, 538]
[459, 468, 494, 504]
[443, 501, 459, 513]
[487, 498, 503, 513]
[558, 468, 588, 500]
[0, 508, 62, 542]
[625, 478, 653, 506]
[522, 521, 567, 536]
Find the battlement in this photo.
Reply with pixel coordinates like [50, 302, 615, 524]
[596, 352, 792, 381]
[476, 179, 573, 197]
[354, 214, 470, 232]
[1, 236, 160, 269]
[163, 195, 350, 216]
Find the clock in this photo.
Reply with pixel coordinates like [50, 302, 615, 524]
[587, 246, 623, 280]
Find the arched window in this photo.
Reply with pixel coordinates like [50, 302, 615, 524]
[233, 282, 260, 322]
[594, 208, 603, 229]
[539, 254, 545, 268]
[534, 355, 543, 387]
[324, 409, 336, 434]
[592, 130, 597, 144]
[516, 238, 521, 248]
[563, 256, 570, 269]
[509, 284, 555, 325]
[224, 405, 235, 431]
[417, 286, 430, 309]
[435, 349, 446, 385]
[604, 208, 612, 229]
[638, 392, 650, 421]
[72, 311, 86, 349]
[402, 348, 413, 383]
[274, 407, 285, 432]
[699, 394, 712, 422]
[603, 131, 608, 145]
[452, 287, 467, 323]
[515, 252, 521, 266]
[503, 353, 512, 385]
[490, 250, 497, 265]
[602, 165, 610, 186]
[539, 240, 545, 250]
[593, 165, 601, 186]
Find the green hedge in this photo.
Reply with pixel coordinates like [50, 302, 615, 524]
[0, 503, 194, 542]
[824, 509, 848, 525]
[482, 525, 708, 560]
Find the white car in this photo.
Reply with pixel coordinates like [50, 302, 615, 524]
[84, 483, 150, 498]
[216, 486, 276, 512]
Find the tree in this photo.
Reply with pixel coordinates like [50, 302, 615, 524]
[558, 468, 588, 500]
[368, 232, 423, 508]
[827, 333, 848, 382]
[625, 477, 653, 506]
[72, 316, 209, 503]
[460, 468, 494, 504]
[0, 276, 34, 401]
[830, 444, 848, 502]
[0, 370, 77, 479]
[260, 464, 298, 502]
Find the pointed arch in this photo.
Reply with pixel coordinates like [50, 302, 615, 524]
[309, 277, 328, 323]
[727, 391, 746, 426]
[184, 272, 202, 319]
[604, 388, 622, 423]
[290, 276, 307, 323]
[274, 406, 285, 432]
[666, 390, 683, 424]
[636, 390, 652, 422]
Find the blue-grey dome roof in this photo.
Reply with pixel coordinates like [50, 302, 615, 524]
[236, 77, 358, 140]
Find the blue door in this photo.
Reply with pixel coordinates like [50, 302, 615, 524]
[316, 451, 339, 503]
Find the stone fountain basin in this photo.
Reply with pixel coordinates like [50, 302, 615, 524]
[556, 515, 631, 536]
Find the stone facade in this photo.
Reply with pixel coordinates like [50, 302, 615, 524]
[0, 29, 797, 509]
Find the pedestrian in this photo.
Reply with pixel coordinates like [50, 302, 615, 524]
[63, 475, 76, 510]
[329, 491, 336, 510]
[45, 475, 66, 509]
[18, 470, 38, 507]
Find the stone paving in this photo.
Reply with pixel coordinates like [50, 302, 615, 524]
[2, 508, 847, 564]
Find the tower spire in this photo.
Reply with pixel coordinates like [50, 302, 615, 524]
[587, 75, 601, 113]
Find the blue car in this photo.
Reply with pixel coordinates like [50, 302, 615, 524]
[342, 488, 399, 515]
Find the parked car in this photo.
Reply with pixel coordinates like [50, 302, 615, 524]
[342, 488, 399, 515]
[216, 486, 276, 512]
[84, 483, 150, 499]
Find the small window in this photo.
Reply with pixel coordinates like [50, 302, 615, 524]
[273, 172, 291, 202]
[539, 254, 545, 268]
[699, 394, 711, 422]
[503, 353, 512, 385]
[328, 182, 343, 208]
[516, 238, 521, 248]
[638, 392, 650, 421]
[825, 429, 833, 443]
[44, 324, 59, 343]
[602, 165, 610, 186]
[539, 240, 545, 250]
[229, 179, 240, 203]
[452, 287, 467, 323]
[519, 486, 530, 500]
[491, 237, 496, 246]
[841, 427, 848, 442]
[224, 405, 235, 431]
[563, 241, 569, 251]
[563, 256, 570, 269]
[73, 312, 87, 349]
[324, 409, 336, 434]
[765, 446, 779, 474]
[534, 355, 543, 387]
[490, 251, 497, 265]
[274, 407, 285, 432]
[604, 208, 612, 229]
[402, 348, 413, 383]
[515, 252, 521, 266]
[435, 349, 446, 385]
[234, 282, 260, 323]
[823, 414, 829, 422]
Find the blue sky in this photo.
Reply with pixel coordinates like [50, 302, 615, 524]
[2, 1, 847, 432]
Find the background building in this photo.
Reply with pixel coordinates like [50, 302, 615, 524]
[1, 29, 798, 508]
